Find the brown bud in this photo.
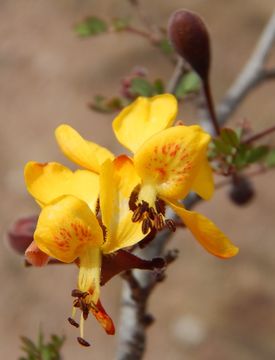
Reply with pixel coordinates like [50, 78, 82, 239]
[229, 176, 255, 206]
[7, 215, 37, 255]
[168, 9, 210, 81]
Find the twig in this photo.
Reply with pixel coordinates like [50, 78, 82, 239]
[116, 11, 275, 360]
[244, 124, 275, 144]
[217, 12, 275, 126]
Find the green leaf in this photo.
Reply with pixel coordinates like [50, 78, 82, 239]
[245, 145, 269, 163]
[153, 79, 164, 94]
[265, 149, 275, 167]
[175, 72, 201, 99]
[130, 77, 155, 97]
[212, 138, 233, 155]
[75, 17, 108, 37]
[158, 38, 174, 55]
[90, 95, 126, 113]
[220, 128, 240, 147]
[112, 17, 130, 31]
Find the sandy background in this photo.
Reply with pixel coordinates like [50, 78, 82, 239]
[1, 0, 275, 359]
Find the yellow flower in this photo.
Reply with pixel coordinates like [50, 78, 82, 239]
[24, 156, 144, 345]
[112, 94, 239, 259]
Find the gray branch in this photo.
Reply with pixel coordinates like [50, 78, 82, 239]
[116, 11, 275, 360]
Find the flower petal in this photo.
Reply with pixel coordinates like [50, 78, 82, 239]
[55, 124, 114, 173]
[34, 195, 104, 263]
[91, 300, 115, 335]
[191, 157, 214, 200]
[166, 200, 239, 258]
[134, 125, 211, 200]
[25, 240, 49, 267]
[112, 94, 177, 153]
[99, 156, 144, 254]
[25, 162, 99, 211]
[101, 250, 165, 285]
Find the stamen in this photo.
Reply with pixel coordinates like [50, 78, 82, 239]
[165, 219, 176, 232]
[155, 199, 166, 216]
[129, 185, 140, 211]
[71, 289, 85, 298]
[132, 205, 143, 222]
[142, 218, 151, 234]
[154, 214, 165, 231]
[80, 313, 85, 339]
[148, 207, 156, 220]
[68, 317, 79, 328]
[77, 337, 91, 347]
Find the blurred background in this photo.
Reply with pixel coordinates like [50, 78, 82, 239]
[1, 0, 275, 359]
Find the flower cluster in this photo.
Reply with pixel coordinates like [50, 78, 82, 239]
[24, 94, 238, 346]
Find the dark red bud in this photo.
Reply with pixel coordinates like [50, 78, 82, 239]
[229, 176, 255, 206]
[7, 215, 38, 255]
[168, 9, 210, 81]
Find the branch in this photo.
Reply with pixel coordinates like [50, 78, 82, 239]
[217, 11, 275, 126]
[116, 11, 275, 360]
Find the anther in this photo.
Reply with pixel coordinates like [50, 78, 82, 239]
[73, 299, 80, 307]
[132, 205, 142, 222]
[68, 317, 79, 328]
[140, 200, 149, 213]
[155, 199, 166, 216]
[142, 218, 151, 234]
[129, 186, 139, 211]
[71, 289, 84, 298]
[165, 219, 176, 232]
[77, 337, 91, 347]
[154, 214, 165, 231]
[148, 207, 156, 220]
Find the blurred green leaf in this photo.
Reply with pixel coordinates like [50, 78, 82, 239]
[153, 79, 164, 94]
[112, 17, 130, 31]
[245, 145, 269, 164]
[130, 77, 155, 97]
[75, 16, 108, 37]
[212, 138, 233, 155]
[158, 38, 174, 55]
[265, 149, 275, 167]
[175, 72, 201, 99]
[90, 95, 126, 113]
[220, 128, 240, 147]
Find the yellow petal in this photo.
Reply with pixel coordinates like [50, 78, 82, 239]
[166, 199, 239, 258]
[191, 157, 214, 200]
[78, 247, 101, 304]
[112, 94, 177, 153]
[34, 195, 104, 263]
[25, 161, 99, 211]
[99, 156, 144, 254]
[55, 124, 114, 173]
[134, 125, 211, 200]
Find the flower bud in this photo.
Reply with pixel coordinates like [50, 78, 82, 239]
[7, 215, 37, 254]
[168, 9, 210, 81]
[229, 176, 255, 206]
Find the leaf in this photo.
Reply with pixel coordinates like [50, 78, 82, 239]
[112, 17, 130, 31]
[130, 77, 155, 97]
[212, 138, 233, 155]
[75, 17, 108, 37]
[90, 95, 125, 113]
[175, 72, 201, 99]
[158, 38, 174, 55]
[265, 149, 275, 167]
[245, 146, 269, 163]
[220, 128, 240, 147]
[153, 79, 164, 94]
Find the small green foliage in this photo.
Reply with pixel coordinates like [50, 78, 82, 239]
[265, 149, 275, 167]
[130, 78, 156, 97]
[90, 95, 127, 113]
[19, 331, 65, 360]
[112, 17, 130, 31]
[75, 17, 108, 37]
[153, 79, 165, 94]
[220, 128, 240, 148]
[175, 72, 201, 99]
[158, 38, 174, 55]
